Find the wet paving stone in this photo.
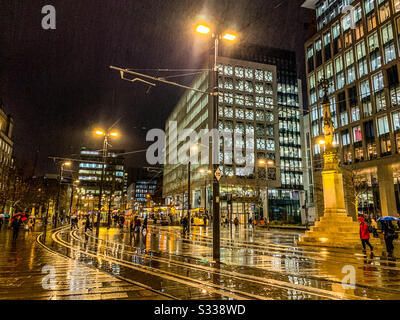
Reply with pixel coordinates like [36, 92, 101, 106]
[3, 223, 400, 300]
[0, 227, 171, 300]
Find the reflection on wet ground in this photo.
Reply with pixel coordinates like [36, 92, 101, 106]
[40, 223, 400, 300]
[0, 227, 171, 300]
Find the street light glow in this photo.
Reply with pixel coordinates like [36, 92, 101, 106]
[109, 132, 118, 137]
[258, 159, 266, 166]
[95, 130, 105, 136]
[223, 33, 237, 41]
[63, 161, 72, 166]
[196, 24, 211, 34]
[318, 139, 326, 145]
[267, 160, 274, 166]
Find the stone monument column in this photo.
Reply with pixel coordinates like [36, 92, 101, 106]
[298, 79, 380, 249]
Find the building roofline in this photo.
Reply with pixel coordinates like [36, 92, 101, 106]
[301, 0, 318, 9]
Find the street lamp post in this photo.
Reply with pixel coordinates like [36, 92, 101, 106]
[69, 179, 80, 218]
[95, 129, 119, 233]
[54, 161, 71, 227]
[188, 161, 191, 230]
[258, 159, 274, 229]
[196, 23, 237, 263]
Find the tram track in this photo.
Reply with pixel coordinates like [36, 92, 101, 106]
[153, 226, 400, 272]
[52, 227, 267, 300]
[69, 228, 370, 300]
[36, 227, 178, 300]
[129, 225, 400, 298]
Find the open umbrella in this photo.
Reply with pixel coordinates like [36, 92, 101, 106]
[0, 214, 4, 218]
[11, 212, 29, 222]
[377, 216, 400, 222]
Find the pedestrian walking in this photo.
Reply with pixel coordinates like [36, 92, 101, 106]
[358, 216, 373, 254]
[28, 218, 34, 232]
[0, 217, 3, 231]
[370, 216, 379, 238]
[142, 217, 148, 233]
[130, 217, 135, 233]
[71, 216, 78, 230]
[135, 217, 142, 232]
[11, 215, 22, 240]
[234, 217, 239, 229]
[84, 216, 93, 232]
[382, 221, 397, 257]
[182, 216, 189, 235]
[119, 216, 125, 229]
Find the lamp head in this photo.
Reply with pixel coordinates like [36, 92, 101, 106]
[196, 24, 211, 34]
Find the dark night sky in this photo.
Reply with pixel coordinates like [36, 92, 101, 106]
[0, 0, 314, 175]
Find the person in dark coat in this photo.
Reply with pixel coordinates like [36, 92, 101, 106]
[142, 217, 148, 233]
[130, 216, 137, 233]
[134, 217, 142, 232]
[182, 216, 189, 235]
[0, 217, 3, 231]
[234, 217, 239, 229]
[84, 216, 92, 232]
[382, 221, 396, 257]
[11, 216, 22, 240]
[358, 216, 373, 254]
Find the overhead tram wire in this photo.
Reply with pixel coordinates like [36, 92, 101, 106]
[114, 65, 305, 114]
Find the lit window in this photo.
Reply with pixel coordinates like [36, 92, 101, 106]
[377, 115, 390, 135]
[235, 66, 244, 78]
[245, 68, 253, 79]
[245, 109, 254, 120]
[264, 71, 273, 82]
[224, 65, 233, 75]
[255, 70, 263, 81]
[353, 126, 363, 142]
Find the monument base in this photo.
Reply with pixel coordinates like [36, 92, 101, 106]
[297, 209, 381, 249]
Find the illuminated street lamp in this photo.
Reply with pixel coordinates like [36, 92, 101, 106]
[94, 128, 119, 231]
[195, 22, 238, 263]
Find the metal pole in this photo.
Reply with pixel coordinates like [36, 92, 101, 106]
[107, 169, 115, 229]
[265, 163, 270, 229]
[54, 164, 63, 227]
[212, 35, 221, 263]
[188, 161, 191, 231]
[69, 183, 74, 218]
[204, 177, 207, 211]
[97, 135, 107, 234]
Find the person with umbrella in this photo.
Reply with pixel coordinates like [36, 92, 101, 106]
[0, 214, 4, 231]
[378, 217, 399, 258]
[11, 215, 23, 240]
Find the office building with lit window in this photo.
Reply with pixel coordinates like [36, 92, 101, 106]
[163, 45, 306, 224]
[78, 147, 126, 212]
[303, 0, 400, 218]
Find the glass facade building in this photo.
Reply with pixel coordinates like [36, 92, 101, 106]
[78, 147, 126, 212]
[163, 46, 306, 224]
[304, 0, 400, 218]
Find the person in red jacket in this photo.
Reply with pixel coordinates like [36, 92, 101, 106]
[358, 216, 373, 254]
